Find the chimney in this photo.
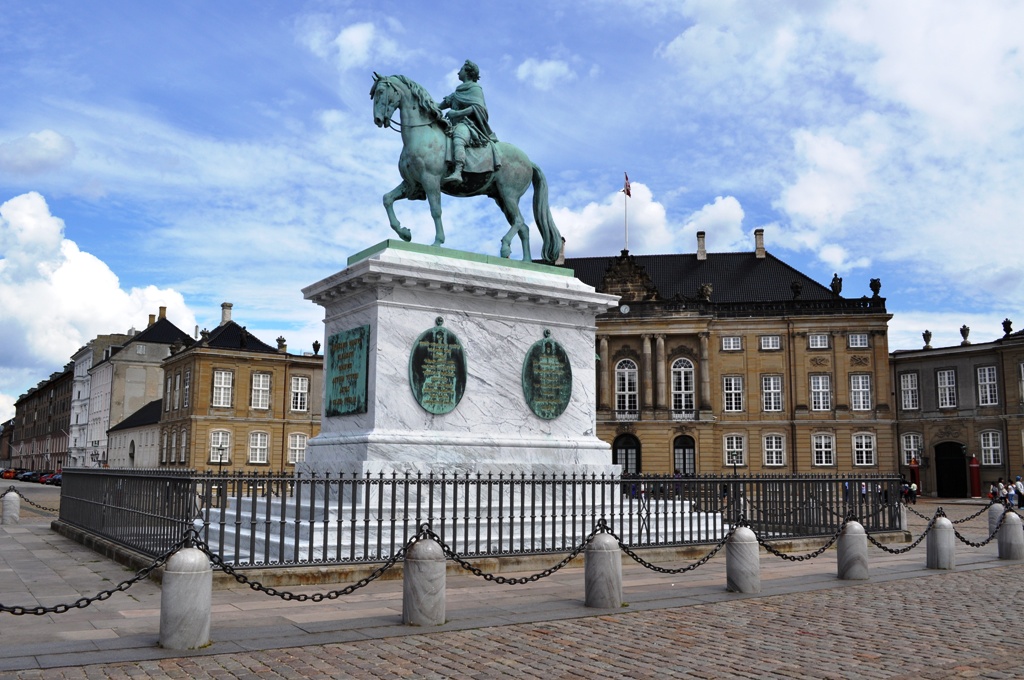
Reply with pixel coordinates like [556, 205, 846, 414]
[696, 231, 707, 261]
[755, 228, 765, 258]
[220, 302, 233, 326]
[158, 306, 167, 319]
[276, 336, 287, 353]
[148, 314, 156, 327]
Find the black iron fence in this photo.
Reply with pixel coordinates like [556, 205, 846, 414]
[57, 469, 902, 567]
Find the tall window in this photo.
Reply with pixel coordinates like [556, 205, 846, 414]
[981, 431, 1002, 465]
[209, 430, 231, 463]
[850, 374, 872, 410]
[179, 429, 188, 464]
[764, 434, 785, 466]
[251, 373, 270, 410]
[165, 377, 172, 411]
[671, 358, 695, 414]
[248, 431, 269, 464]
[901, 433, 922, 466]
[722, 336, 742, 351]
[937, 369, 956, 408]
[762, 375, 782, 412]
[170, 431, 177, 463]
[613, 435, 640, 473]
[853, 433, 875, 466]
[288, 433, 307, 463]
[673, 436, 696, 475]
[812, 434, 835, 466]
[811, 374, 831, 410]
[809, 334, 829, 349]
[615, 359, 638, 414]
[291, 376, 309, 412]
[723, 376, 744, 412]
[161, 431, 168, 463]
[173, 373, 181, 410]
[213, 370, 232, 407]
[848, 333, 869, 348]
[977, 366, 998, 406]
[724, 434, 745, 466]
[900, 373, 919, 410]
[183, 370, 191, 408]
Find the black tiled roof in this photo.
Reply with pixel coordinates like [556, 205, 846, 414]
[127, 317, 194, 347]
[204, 321, 278, 354]
[108, 399, 162, 433]
[563, 250, 835, 303]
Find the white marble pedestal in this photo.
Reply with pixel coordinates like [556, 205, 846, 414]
[300, 240, 621, 479]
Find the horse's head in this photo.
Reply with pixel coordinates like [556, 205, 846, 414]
[370, 73, 400, 129]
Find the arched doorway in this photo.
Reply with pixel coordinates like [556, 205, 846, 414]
[935, 441, 968, 498]
[673, 435, 696, 475]
[613, 434, 641, 474]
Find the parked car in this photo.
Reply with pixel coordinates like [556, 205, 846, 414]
[14, 470, 36, 481]
[2, 468, 24, 479]
[46, 473, 62, 486]
[38, 472, 57, 484]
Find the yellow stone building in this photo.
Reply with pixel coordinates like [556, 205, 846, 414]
[565, 230, 895, 475]
[158, 303, 323, 473]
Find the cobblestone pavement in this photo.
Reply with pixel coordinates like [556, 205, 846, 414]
[3, 494, 1018, 679]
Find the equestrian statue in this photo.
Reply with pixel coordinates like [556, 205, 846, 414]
[370, 60, 563, 264]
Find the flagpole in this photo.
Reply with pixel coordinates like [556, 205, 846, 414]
[622, 172, 631, 252]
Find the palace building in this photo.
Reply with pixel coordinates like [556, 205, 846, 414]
[564, 229, 896, 476]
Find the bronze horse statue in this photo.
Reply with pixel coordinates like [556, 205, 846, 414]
[370, 73, 562, 264]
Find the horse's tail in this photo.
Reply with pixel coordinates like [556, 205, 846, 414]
[531, 163, 563, 264]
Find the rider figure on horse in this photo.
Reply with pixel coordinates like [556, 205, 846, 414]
[437, 60, 498, 186]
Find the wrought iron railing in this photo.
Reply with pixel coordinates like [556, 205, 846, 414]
[58, 470, 902, 568]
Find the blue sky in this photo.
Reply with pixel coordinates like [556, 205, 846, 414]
[2, 0, 1023, 420]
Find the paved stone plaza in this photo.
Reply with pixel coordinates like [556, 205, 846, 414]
[2, 482, 1019, 679]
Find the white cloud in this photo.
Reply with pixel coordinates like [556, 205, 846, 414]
[0, 192, 196, 419]
[778, 130, 871, 228]
[298, 20, 410, 74]
[553, 183, 671, 258]
[515, 59, 577, 91]
[0, 130, 77, 175]
[681, 196, 745, 252]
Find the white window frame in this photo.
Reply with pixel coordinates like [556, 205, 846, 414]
[811, 374, 831, 411]
[173, 373, 181, 410]
[721, 336, 742, 351]
[291, 376, 309, 412]
[615, 359, 639, 415]
[977, 366, 998, 406]
[251, 373, 271, 410]
[183, 370, 190, 408]
[809, 334, 829, 349]
[209, 430, 231, 463]
[848, 333, 869, 348]
[136, 344, 146, 355]
[762, 375, 782, 412]
[723, 376, 744, 412]
[248, 431, 269, 464]
[981, 430, 1002, 466]
[759, 335, 781, 351]
[850, 374, 872, 411]
[812, 433, 835, 466]
[179, 428, 187, 464]
[900, 373, 919, 410]
[213, 370, 233, 408]
[853, 433, 875, 466]
[724, 434, 745, 466]
[165, 377, 172, 411]
[763, 434, 785, 466]
[161, 431, 168, 463]
[901, 433, 922, 466]
[288, 433, 308, 464]
[170, 430, 177, 463]
[937, 369, 956, 408]
[671, 358, 695, 414]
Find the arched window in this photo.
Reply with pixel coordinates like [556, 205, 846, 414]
[613, 434, 641, 474]
[671, 358, 695, 419]
[615, 359, 638, 418]
[179, 428, 188, 464]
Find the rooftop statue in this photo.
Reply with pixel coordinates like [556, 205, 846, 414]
[370, 61, 563, 264]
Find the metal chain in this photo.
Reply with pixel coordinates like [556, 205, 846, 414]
[1, 537, 186, 616]
[866, 515, 936, 554]
[946, 502, 997, 524]
[189, 530, 403, 601]
[420, 521, 601, 585]
[950, 507, 1008, 548]
[755, 517, 850, 562]
[1, 486, 60, 513]
[613, 525, 737, 574]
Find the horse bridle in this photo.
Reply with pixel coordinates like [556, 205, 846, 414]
[373, 77, 436, 132]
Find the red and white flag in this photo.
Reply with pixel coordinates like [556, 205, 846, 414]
[622, 172, 631, 197]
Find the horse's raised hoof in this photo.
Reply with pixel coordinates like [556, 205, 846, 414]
[499, 243, 511, 259]
[393, 226, 412, 242]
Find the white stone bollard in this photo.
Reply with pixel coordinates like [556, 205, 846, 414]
[159, 548, 212, 650]
[837, 521, 869, 580]
[585, 532, 622, 608]
[998, 512, 1024, 560]
[926, 517, 955, 570]
[988, 503, 1005, 537]
[2, 491, 20, 525]
[898, 504, 907, 532]
[726, 526, 760, 593]
[403, 537, 446, 626]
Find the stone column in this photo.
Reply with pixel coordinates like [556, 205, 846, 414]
[159, 548, 212, 650]
[699, 332, 712, 411]
[655, 335, 667, 410]
[2, 491, 20, 525]
[726, 526, 760, 593]
[585, 533, 622, 608]
[988, 503, 1004, 537]
[598, 336, 610, 410]
[997, 512, 1024, 560]
[926, 516, 955, 570]
[403, 537, 446, 625]
[836, 521, 869, 580]
[641, 335, 653, 409]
